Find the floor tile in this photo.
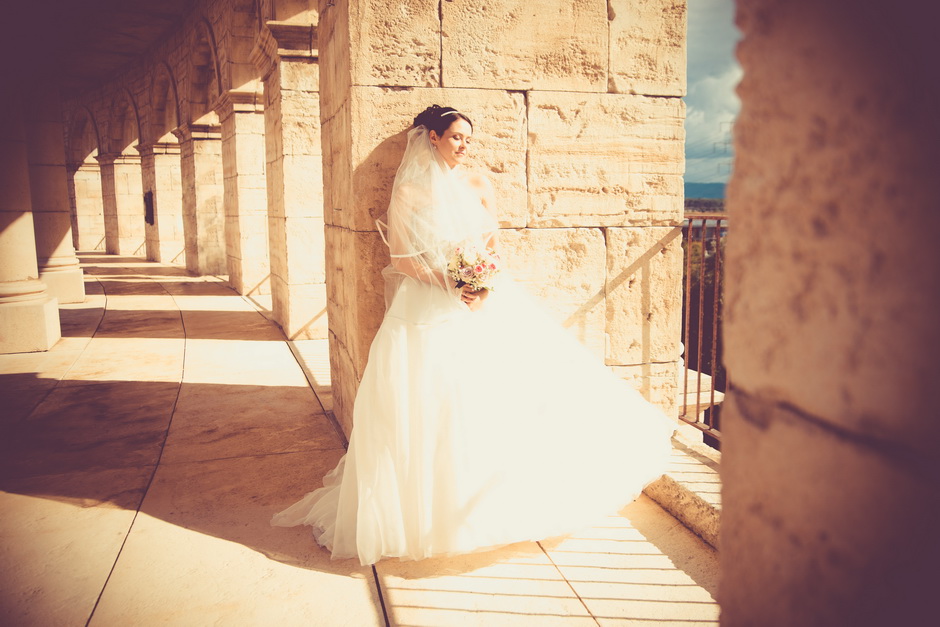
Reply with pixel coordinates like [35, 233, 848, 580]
[541, 496, 719, 626]
[1, 380, 179, 478]
[0, 466, 151, 627]
[178, 309, 285, 341]
[90, 451, 383, 627]
[61, 338, 184, 384]
[92, 309, 184, 339]
[377, 544, 595, 626]
[182, 339, 309, 387]
[160, 383, 342, 463]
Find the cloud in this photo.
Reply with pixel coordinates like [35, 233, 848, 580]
[685, 0, 742, 183]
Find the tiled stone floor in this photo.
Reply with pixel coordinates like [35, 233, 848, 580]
[0, 254, 719, 626]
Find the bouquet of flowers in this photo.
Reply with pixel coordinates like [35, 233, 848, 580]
[447, 244, 501, 291]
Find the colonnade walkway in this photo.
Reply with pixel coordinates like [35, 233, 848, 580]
[0, 254, 719, 626]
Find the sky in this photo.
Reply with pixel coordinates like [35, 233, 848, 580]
[685, 0, 742, 183]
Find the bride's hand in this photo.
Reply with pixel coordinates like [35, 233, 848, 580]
[460, 285, 488, 311]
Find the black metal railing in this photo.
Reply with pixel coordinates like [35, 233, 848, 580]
[680, 212, 728, 445]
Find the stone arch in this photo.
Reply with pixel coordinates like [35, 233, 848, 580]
[180, 17, 227, 277]
[99, 88, 146, 255]
[189, 19, 222, 125]
[66, 107, 106, 251]
[109, 89, 142, 155]
[150, 62, 182, 143]
[224, 0, 267, 94]
[68, 106, 101, 165]
[142, 62, 186, 265]
[251, 0, 266, 39]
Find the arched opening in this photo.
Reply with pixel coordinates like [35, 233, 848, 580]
[178, 21, 227, 275]
[66, 108, 106, 251]
[99, 92, 146, 256]
[216, 0, 270, 298]
[142, 64, 185, 264]
[150, 66, 181, 144]
[190, 21, 222, 127]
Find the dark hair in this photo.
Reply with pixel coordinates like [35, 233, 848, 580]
[413, 105, 473, 136]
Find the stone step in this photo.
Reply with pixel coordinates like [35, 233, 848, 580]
[644, 435, 722, 549]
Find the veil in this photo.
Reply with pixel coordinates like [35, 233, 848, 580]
[377, 125, 497, 308]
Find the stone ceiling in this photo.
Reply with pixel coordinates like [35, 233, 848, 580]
[4, 0, 191, 93]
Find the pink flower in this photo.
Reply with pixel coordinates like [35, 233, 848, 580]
[488, 263, 496, 270]
[474, 265, 484, 274]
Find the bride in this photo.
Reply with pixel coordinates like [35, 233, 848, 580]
[272, 105, 675, 566]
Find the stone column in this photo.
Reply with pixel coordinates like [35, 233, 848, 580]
[217, 91, 270, 296]
[25, 90, 85, 304]
[137, 142, 185, 265]
[66, 161, 106, 251]
[319, 0, 685, 435]
[0, 98, 60, 353]
[722, 1, 940, 625]
[252, 21, 326, 340]
[96, 152, 146, 256]
[175, 123, 226, 275]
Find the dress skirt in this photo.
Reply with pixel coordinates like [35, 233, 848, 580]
[272, 274, 674, 565]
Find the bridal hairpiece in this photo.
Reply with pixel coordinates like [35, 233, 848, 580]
[440, 109, 464, 118]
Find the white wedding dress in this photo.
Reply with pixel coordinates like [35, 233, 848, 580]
[272, 127, 674, 566]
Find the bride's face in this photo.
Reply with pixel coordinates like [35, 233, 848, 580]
[429, 119, 472, 169]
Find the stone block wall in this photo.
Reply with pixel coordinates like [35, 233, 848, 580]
[218, 98, 270, 296]
[322, 0, 686, 435]
[721, 1, 940, 625]
[96, 154, 146, 256]
[178, 126, 227, 275]
[67, 164, 106, 251]
[140, 145, 186, 264]
[259, 22, 329, 340]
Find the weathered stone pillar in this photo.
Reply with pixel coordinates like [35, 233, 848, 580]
[175, 123, 226, 275]
[66, 161, 106, 251]
[25, 90, 85, 304]
[722, 1, 940, 625]
[138, 142, 185, 264]
[319, 0, 685, 435]
[253, 22, 327, 339]
[217, 91, 270, 296]
[96, 152, 146, 256]
[0, 99, 60, 353]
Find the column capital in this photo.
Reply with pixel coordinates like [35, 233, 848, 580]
[215, 89, 264, 117]
[95, 152, 141, 166]
[251, 21, 318, 77]
[135, 142, 181, 157]
[173, 123, 222, 143]
[67, 160, 101, 174]
[268, 21, 318, 58]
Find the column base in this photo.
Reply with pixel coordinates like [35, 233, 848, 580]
[39, 266, 86, 304]
[0, 295, 61, 353]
